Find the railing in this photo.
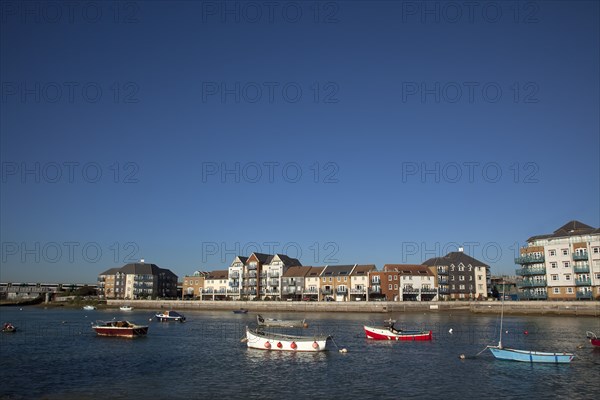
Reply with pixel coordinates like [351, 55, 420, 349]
[572, 253, 588, 261]
[575, 278, 591, 286]
[421, 288, 437, 293]
[303, 289, 318, 294]
[403, 287, 419, 294]
[268, 273, 280, 278]
[269, 279, 279, 286]
[350, 289, 366, 294]
[336, 289, 348, 294]
[518, 291, 547, 300]
[321, 289, 333, 295]
[515, 268, 546, 276]
[229, 273, 239, 279]
[437, 268, 448, 275]
[226, 288, 239, 293]
[369, 287, 381, 294]
[438, 287, 449, 294]
[574, 264, 590, 273]
[371, 279, 381, 284]
[515, 255, 545, 264]
[438, 276, 448, 284]
[576, 291, 593, 299]
[517, 279, 547, 288]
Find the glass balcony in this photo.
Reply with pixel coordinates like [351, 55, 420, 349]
[439, 287, 449, 294]
[438, 276, 448, 284]
[518, 291, 547, 300]
[517, 279, 547, 288]
[575, 278, 591, 286]
[369, 287, 381, 294]
[403, 287, 419, 294]
[437, 268, 448, 275]
[576, 291, 593, 299]
[421, 288, 437, 294]
[515, 268, 546, 276]
[515, 255, 545, 264]
[573, 264, 590, 273]
[350, 288, 366, 294]
[572, 253, 588, 261]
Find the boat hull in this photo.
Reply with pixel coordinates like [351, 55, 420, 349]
[488, 347, 574, 363]
[93, 321, 148, 338]
[246, 327, 329, 352]
[364, 326, 432, 341]
[155, 311, 186, 322]
[257, 315, 306, 328]
[591, 338, 600, 347]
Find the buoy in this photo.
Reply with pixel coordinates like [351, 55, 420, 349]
[448, 328, 453, 334]
[524, 330, 528, 335]
[290, 341, 297, 350]
[264, 341, 271, 349]
[459, 354, 466, 359]
[277, 342, 282, 349]
[339, 348, 348, 353]
[312, 341, 319, 349]
[303, 323, 309, 328]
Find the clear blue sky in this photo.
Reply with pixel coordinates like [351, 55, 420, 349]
[1, 1, 598, 283]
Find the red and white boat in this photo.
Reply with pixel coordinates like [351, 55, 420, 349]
[92, 320, 148, 338]
[245, 327, 330, 352]
[587, 331, 600, 347]
[364, 325, 432, 341]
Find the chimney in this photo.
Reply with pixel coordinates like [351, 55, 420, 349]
[458, 247, 464, 253]
[140, 259, 145, 263]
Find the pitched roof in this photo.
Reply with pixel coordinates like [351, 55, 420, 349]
[422, 252, 488, 268]
[321, 264, 356, 276]
[249, 252, 274, 264]
[527, 220, 599, 242]
[351, 264, 377, 275]
[282, 266, 313, 278]
[384, 264, 433, 276]
[306, 266, 324, 277]
[206, 270, 228, 280]
[275, 254, 302, 267]
[99, 267, 120, 275]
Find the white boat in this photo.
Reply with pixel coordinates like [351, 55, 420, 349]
[245, 327, 330, 352]
[92, 320, 148, 338]
[120, 306, 133, 311]
[257, 314, 307, 328]
[155, 310, 186, 322]
[83, 305, 96, 311]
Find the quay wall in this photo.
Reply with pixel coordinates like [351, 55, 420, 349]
[106, 300, 600, 317]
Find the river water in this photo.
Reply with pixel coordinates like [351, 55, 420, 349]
[1, 307, 598, 399]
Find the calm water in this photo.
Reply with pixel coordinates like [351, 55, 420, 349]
[1, 307, 599, 399]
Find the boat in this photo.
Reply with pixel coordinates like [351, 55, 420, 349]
[92, 320, 148, 337]
[363, 323, 432, 341]
[83, 305, 96, 311]
[233, 308, 248, 314]
[486, 286, 574, 363]
[586, 331, 600, 347]
[245, 327, 330, 352]
[155, 310, 186, 322]
[257, 314, 307, 328]
[120, 306, 133, 311]
[2, 323, 17, 333]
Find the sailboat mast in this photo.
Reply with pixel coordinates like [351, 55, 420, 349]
[498, 282, 505, 348]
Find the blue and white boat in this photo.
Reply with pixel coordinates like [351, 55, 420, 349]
[487, 286, 574, 364]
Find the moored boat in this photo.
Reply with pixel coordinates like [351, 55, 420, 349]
[586, 331, 600, 347]
[257, 314, 307, 328]
[245, 327, 330, 352]
[155, 310, 186, 322]
[488, 347, 574, 363]
[233, 308, 248, 314]
[364, 325, 432, 341]
[120, 305, 133, 311]
[92, 320, 148, 337]
[2, 323, 17, 333]
[83, 305, 96, 311]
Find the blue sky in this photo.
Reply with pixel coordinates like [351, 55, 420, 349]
[1, 1, 599, 283]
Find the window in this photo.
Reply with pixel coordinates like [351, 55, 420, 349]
[469, 276, 473, 281]
[459, 284, 465, 290]
[478, 284, 483, 290]
[562, 249, 568, 256]
[394, 275, 398, 280]
[563, 262, 570, 268]
[451, 276, 455, 281]
[458, 265, 464, 272]
[565, 275, 571, 281]
[344, 277, 347, 282]
[337, 277, 341, 282]
[450, 265, 455, 271]
[553, 287, 560, 294]
[388, 275, 393, 281]
[388, 284, 392, 290]
[322, 278, 326, 283]
[329, 277, 332, 282]
[566, 287, 574, 294]
[394, 284, 398, 290]
[550, 262, 557, 269]
[593, 247, 599, 254]
[551, 275, 558, 281]
[459, 276, 465, 281]
[549, 250, 556, 256]
[478, 275, 482, 281]
[468, 266, 472, 271]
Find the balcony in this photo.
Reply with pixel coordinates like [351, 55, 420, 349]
[437, 268, 448, 275]
[572, 253, 588, 261]
[438, 276, 448, 284]
[517, 279, 547, 288]
[321, 289, 333, 295]
[336, 288, 348, 295]
[268, 273, 280, 278]
[227, 288, 239, 294]
[518, 291, 547, 300]
[575, 278, 591, 286]
[576, 291, 593, 300]
[371, 279, 381, 285]
[421, 288, 437, 294]
[369, 287, 381, 294]
[350, 288, 366, 294]
[439, 287, 449, 294]
[304, 288, 318, 294]
[515, 254, 545, 264]
[515, 268, 546, 276]
[403, 287, 419, 294]
[269, 279, 279, 286]
[573, 264, 590, 274]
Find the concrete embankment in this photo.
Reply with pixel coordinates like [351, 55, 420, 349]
[106, 300, 600, 317]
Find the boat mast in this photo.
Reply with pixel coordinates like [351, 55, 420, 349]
[498, 281, 505, 349]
